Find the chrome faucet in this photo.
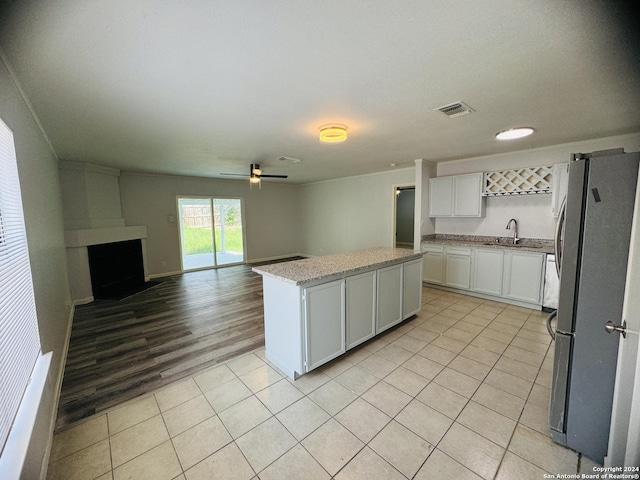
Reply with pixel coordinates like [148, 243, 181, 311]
[506, 218, 519, 245]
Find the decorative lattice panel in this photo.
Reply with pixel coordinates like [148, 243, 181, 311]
[483, 166, 553, 196]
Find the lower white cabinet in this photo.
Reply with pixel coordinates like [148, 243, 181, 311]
[445, 247, 472, 289]
[422, 242, 546, 308]
[473, 248, 504, 296]
[402, 258, 423, 318]
[503, 251, 545, 304]
[346, 271, 377, 349]
[422, 245, 444, 284]
[376, 263, 403, 333]
[304, 280, 345, 371]
[261, 255, 424, 378]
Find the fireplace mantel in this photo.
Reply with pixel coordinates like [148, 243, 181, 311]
[65, 226, 147, 248]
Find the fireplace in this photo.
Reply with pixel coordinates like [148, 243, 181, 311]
[88, 239, 145, 299]
[64, 226, 148, 303]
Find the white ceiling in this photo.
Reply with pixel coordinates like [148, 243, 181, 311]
[1, 0, 638, 184]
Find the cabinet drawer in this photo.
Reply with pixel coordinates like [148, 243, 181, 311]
[446, 246, 471, 256]
[422, 244, 444, 253]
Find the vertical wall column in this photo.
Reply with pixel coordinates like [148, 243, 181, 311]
[414, 159, 437, 248]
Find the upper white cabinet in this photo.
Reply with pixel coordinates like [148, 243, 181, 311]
[429, 173, 484, 217]
[551, 163, 569, 217]
[454, 174, 485, 216]
[345, 271, 377, 350]
[503, 251, 545, 305]
[304, 279, 345, 371]
[428, 176, 453, 216]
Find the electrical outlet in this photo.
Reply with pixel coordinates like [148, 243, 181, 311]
[161, 261, 166, 267]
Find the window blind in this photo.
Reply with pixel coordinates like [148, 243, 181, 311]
[0, 118, 42, 456]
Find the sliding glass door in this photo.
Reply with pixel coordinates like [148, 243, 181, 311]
[213, 198, 244, 266]
[178, 197, 245, 271]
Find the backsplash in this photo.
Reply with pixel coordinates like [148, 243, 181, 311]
[435, 194, 557, 240]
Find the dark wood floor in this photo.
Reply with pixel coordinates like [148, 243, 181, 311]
[56, 260, 297, 432]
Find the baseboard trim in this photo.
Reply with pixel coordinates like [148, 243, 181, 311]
[147, 270, 182, 279]
[72, 296, 93, 306]
[422, 282, 542, 310]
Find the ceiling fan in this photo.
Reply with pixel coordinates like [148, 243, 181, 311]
[221, 163, 288, 188]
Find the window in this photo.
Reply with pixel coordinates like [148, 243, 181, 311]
[177, 197, 245, 270]
[0, 119, 43, 459]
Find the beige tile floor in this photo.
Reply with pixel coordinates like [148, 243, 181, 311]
[47, 288, 603, 480]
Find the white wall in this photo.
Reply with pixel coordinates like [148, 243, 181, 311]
[0, 53, 72, 479]
[434, 133, 640, 239]
[300, 168, 415, 256]
[119, 172, 303, 275]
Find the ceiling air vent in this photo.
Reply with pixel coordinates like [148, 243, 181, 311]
[435, 101, 475, 118]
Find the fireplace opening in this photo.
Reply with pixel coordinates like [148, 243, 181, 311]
[87, 239, 150, 300]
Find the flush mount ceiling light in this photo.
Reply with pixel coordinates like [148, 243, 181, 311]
[319, 124, 347, 143]
[495, 127, 535, 140]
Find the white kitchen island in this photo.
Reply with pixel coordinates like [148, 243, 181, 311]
[252, 247, 423, 379]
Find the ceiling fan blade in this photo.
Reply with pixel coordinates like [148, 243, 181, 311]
[220, 173, 249, 177]
[259, 174, 288, 178]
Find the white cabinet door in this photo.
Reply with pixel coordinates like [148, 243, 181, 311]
[429, 176, 453, 217]
[304, 279, 345, 371]
[402, 258, 423, 319]
[454, 173, 484, 217]
[430, 174, 484, 217]
[473, 248, 504, 296]
[346, 271, 376, 350]
[376, 263, 403, 333]
[422, 244, 444, 284]
[423, 252, 444, 284]
[503, 251, 545, 305]
[445, 247, 472, 289]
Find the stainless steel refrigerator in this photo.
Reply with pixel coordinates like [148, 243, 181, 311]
[549, 149, 639, 464]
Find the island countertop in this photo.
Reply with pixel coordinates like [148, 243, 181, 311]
[252, 247, 423, 286]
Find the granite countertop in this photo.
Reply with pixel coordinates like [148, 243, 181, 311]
[421, 234, 554, 254]
[252, 247, 423, 285]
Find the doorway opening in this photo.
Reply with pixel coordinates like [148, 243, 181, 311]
[177, 197, 246, 271]
[394, 186, 415, 249]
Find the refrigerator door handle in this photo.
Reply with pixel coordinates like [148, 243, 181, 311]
[554, 196, 567, 279]
[547, 309, 558, 340]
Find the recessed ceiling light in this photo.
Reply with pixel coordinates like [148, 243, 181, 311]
[319, 124, 347, 143]
[495, 127, 535, 140]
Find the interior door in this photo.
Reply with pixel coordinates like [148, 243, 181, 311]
[394, 186, 415, 248]
[607, 173, 640, 467]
